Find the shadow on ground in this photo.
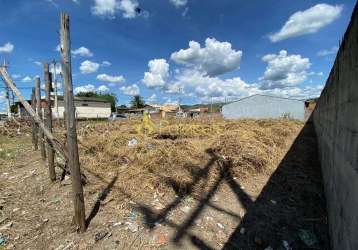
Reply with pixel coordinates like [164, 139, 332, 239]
[222, 121, 329, 249]
[85, 121, 329, 249]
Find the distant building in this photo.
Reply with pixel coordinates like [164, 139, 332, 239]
[222, 94, 306, 121]
[18, 96, 112, 119]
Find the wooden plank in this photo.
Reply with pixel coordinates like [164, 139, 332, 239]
[35, 77, 46, 161]
[60, 12, 86, 232]
[44, 63, 56, 182]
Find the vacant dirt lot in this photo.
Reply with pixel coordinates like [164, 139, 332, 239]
[0, 118, 329, 249]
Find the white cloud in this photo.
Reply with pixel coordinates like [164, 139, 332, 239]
[142, 59, 169, 88]
[101, 61, 111, 67]
[0, 42, 14, 53]
[74, 84, 96, 94]
[164, 82, 183, 94]
[55, 44, 61, 52]
[121, 84, 140, 96]
[260, 50, 311, 89]
[317, 46, 339, 57]
[21, 76, 33, 82]
[12, 74, 21, 79]
[269, 4, 343, 42]
[119, 0, 139, 18]
[91, 0, 139, 19]
[147, 94, 157, 103]
[96, 73, 125, 83]
[169, 0, 187, 8]
[72, 46, 93, 57]
[97, 85, 110, 93]
[80, 60, 100, 74]
[171, 38, 242, 76]
[263, 85, 323, 99]
[34, 61, 42, 66]
[173, 69, 260, 100]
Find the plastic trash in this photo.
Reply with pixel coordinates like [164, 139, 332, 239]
[128, 138, 138, 147]
[129, 208, 137, 220]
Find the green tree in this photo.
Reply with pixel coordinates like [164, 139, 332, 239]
[76, 91, 117, 112]
[130, 95, 145, 109]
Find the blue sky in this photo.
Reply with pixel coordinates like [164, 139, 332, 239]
[0, 0, 356, 109]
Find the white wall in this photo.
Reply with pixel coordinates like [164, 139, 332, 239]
[52, 106, 111, 119]
[222, 95, 305, 120]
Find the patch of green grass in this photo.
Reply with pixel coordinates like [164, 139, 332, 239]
[0, 136, 31, 161]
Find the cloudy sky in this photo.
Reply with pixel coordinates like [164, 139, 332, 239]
[0, 0, 355, 109]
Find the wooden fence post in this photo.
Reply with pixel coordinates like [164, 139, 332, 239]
[35, 77, 46, 160]
[44, 63, 56, 182]
[31, 87, 38, 150]
[60, 12, 86, 232]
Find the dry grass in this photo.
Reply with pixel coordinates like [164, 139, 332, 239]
[77, 117, 303, 200]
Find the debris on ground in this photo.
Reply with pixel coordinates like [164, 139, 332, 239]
[0, 234, 6, 245]
[128, 138, 138, 147]
[152, 232, 169, 245]
[298, 229, 319, 247]
[94, 231, 109, 242]
[283, 240, 292, 250]
[125, 222, 138, 233]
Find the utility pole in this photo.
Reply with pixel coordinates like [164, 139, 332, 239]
[60, 12, 86, 232]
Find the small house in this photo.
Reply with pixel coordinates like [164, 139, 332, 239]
[18, 95, 112, 119]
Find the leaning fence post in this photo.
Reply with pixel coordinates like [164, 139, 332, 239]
[35, 77, 46, 160]
[44, 63, 56, 182]
[31, 87, 38, 150]
[60, 12, 86, 232]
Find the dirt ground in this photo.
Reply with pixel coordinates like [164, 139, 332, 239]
[0, 119, 329, 250]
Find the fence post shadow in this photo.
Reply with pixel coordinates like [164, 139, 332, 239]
[222, 121, 329, 249]
[85, 175, 118, 228]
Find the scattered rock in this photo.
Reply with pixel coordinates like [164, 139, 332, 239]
[43, 218, 49, 223]
[270, 199, 277, 205]
[264, 246, 273, 250]
[12, 208, 19, 212]
[240, 228, 245, 235]
[125, 222, 138, 233]
[94, 231, 109, 242]
[217, 223, 225, 230]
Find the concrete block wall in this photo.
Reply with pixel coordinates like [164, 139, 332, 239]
[313, 3, 358, 249]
